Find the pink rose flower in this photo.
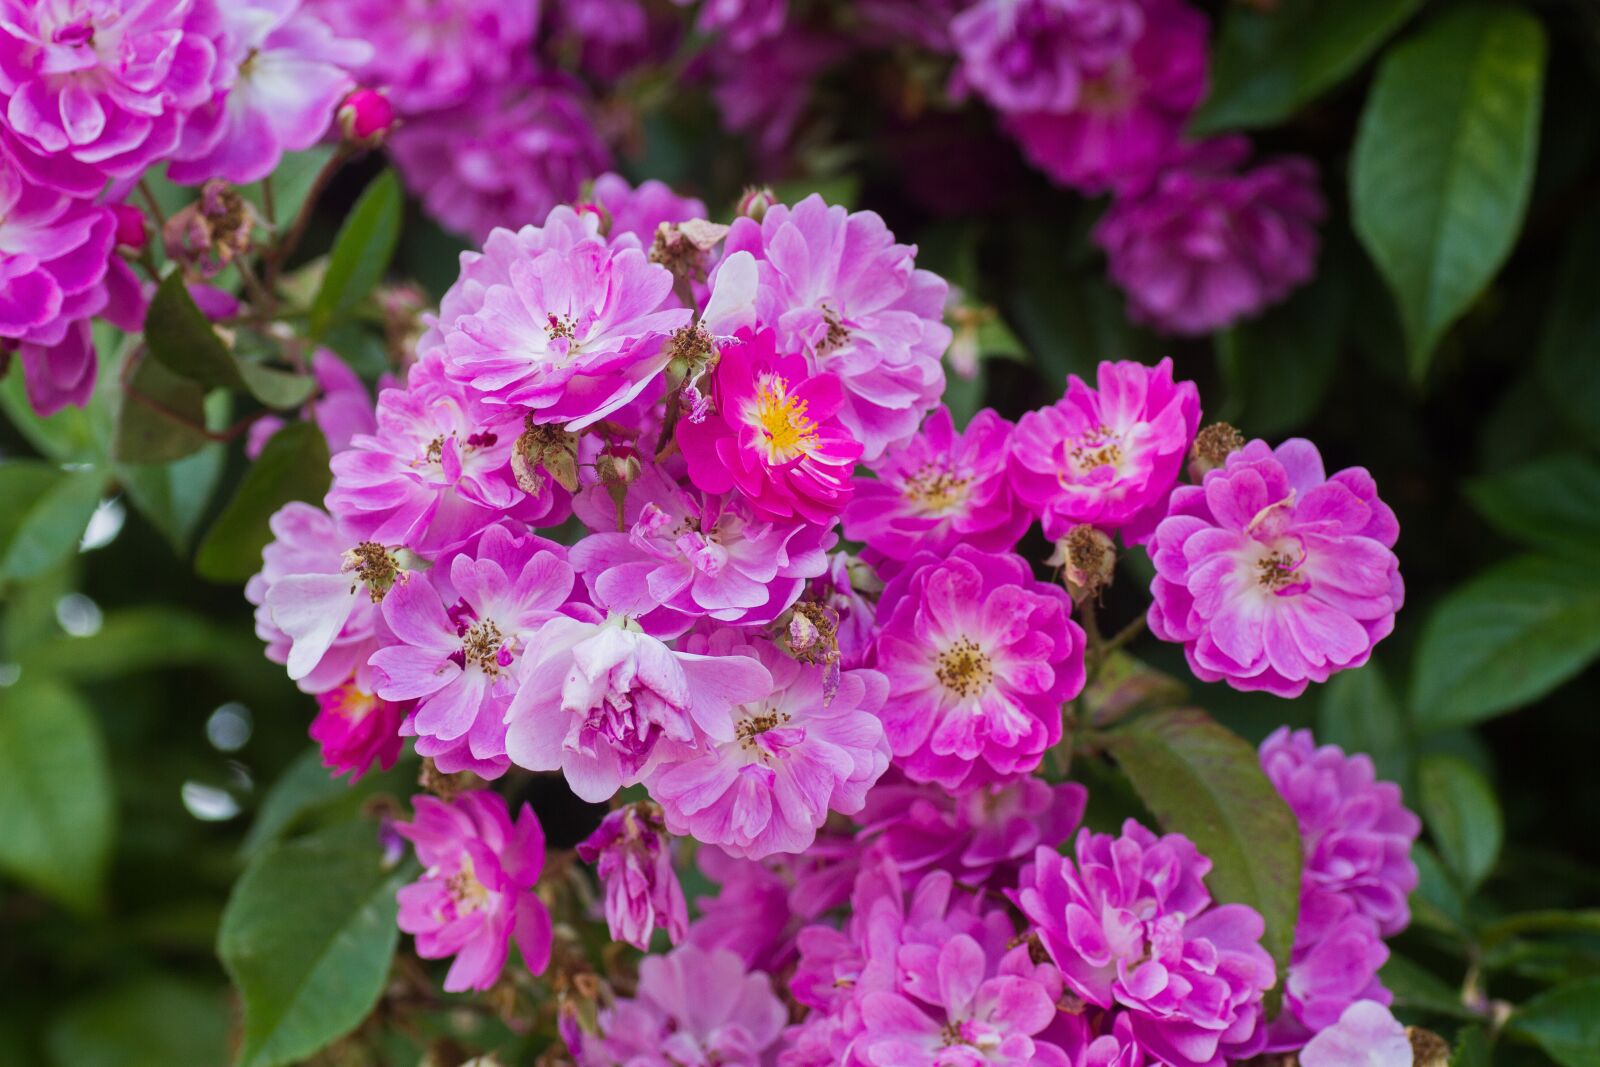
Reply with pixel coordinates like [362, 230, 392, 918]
[0, 0, 228, 179]
[502, 616, 773, 802]
[715, 195, 952, 459]
[677, 327, 863, 523]
[1002, 0, 1209, 195]
[872, 545, 1085, 790]
[649, 632, 890, 859]
[394, 790, 552, 993]
[1012, 822, 1277, 1067]
[168, 0, 371, 185]
[845, 406, 1031, 560]
[1095, 137, 1325, 336]
[952, 0, 1143, 114]
[1009, 358, 1200, 544]
[371, 525, 584, 779]
[570, 459, 836, 637]
[576, 802, 688, 951]
[309, 678, 406, 781]
[1147, 439, 1403, 697]
[587, 172, 708, 247]
[1300, 1001, 1412, 1067]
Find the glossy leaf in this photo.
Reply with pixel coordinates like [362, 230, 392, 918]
[1105, 708, 1302, 981]
[1451, 1027, 1491, 1067]
[1412, 555, 1600, 731]
[218, 821, 407, 1067]
[0, 680, 114, 912]
[1317, 660, 1410, 787]
[144, 273, 313, 409]
[115, 391, 230, 553]
[1466, 454, 1600, 560]
[1194, 0, 1424, 134]
[0, 463, 109, 581]
[195, 422, 331, 583]
[1380, 955, 1479, 1020]
[309, 169, 402, 338]
[1350, 4, 1547, 379]
[1418, 753, 1503, 892]
[1510, 977, 1600, 1067]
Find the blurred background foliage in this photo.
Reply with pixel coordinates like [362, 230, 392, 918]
[5, 0, 1600, 1063]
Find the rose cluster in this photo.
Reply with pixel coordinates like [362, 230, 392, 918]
[240, 173, 1412, 1065]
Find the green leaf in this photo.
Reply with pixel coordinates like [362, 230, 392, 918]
[1538, 207, 1600, 446]
[0, 680, 113, 913]
[1317, 661, 1410, 787]
[1510, 977, 1600, 1067]
[1451, 1027, 1491, 1067]
[241, 749, 351, 860]
[244, 145, 336, 227]
[144, 271, 251, 391]
[0, 463, 109, 581]
[1411, 842, 1470, 933]
[46, 977, 230, 1067]
[144, 272, 314, 409]
[1466, 454, 1600, 560]
[218, 820, 408, 1067]
[1418, 753, 1503, 893]
[115, 391, 229, 553]
[1412, 554, 1600, 731]
[1350, 4, 1547, 379]
[111, 354, 213, 464]
[195, 421, 331, 583]
[1194, 0, 1425, 134]
[310, 170, 402, 338]
[1104, 708, 1302, 983]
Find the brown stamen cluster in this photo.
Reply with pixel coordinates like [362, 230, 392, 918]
[936, 637, 993, 699]
[460, 618, 507, 675]
[816, 304, 850, 355]
[903, 462, 973, 512]
[1255, 551, 1299, 590]
[736, 709, 793, 760]
[343, 541, 401, 601]
[1189, 422, 1245, 480]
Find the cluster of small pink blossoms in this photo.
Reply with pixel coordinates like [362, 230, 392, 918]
[0, 0, 379, 414]
[245, 178, 1411, 1061]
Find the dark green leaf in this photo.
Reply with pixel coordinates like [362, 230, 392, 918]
[1538, 207, 1600, 446]
[0, 680, 113, 912]
[310, 170, 402, 338]
[1466, 454, 1600, 560]
[144, 273, 313, 409]
[218, 821, 408, 1067]
[46, 977, 229, 1067]
[1317, 660, 1410, 786]
[1412, 555, 1600, 731]
[0, 367, 97, 462]
[1418, 753, 1503, 892]
[1451, 1026, 1491, 1067]
[144, 271, 250, 391]
[1194, 0, 1424, 134]
[111, 354, 213, 464]
[195, 422, 331, 583]
[1105, 708, 1302, 982]
[1510, 977, 1600, 1067]
[115, 391, 229, 553]
[1350, 4, 1547, 379]
[0, 463, 109, 581]
[1411, 842, 1470, 933]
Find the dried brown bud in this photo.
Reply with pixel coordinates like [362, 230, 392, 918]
[418, 758, 481, 800]
[1188, 422, 1245, 481]
[594, 450, 642, 529]
[1050, 525, 1116, 603]
[649, 219, 729, 286]
[1407, 1027, 1451, 1067]
[512, 417, 581, 496]
[162, 180, 256, 279]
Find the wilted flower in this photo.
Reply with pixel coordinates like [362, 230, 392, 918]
[576, 803, 688, 951]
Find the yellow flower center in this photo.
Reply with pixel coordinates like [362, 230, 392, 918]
[750, 374, 819, 463]
[904, 462, 972, 514]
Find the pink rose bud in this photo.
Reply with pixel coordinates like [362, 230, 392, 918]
[338, 88, 395, 145]
[736, 185, 777, 222]
[111, 203, 147, 252]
